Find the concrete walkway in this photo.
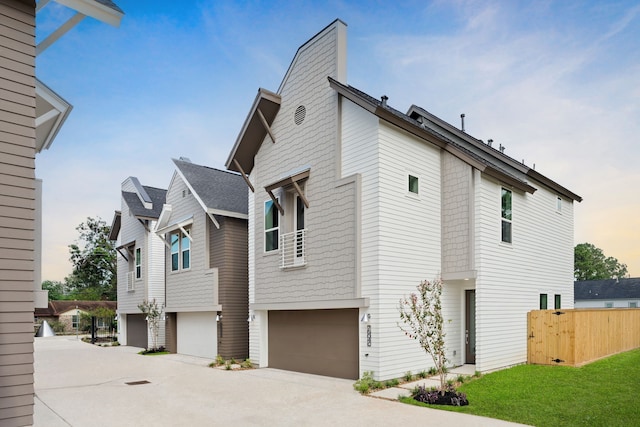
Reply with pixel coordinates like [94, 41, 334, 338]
[34, 337, 528, 426]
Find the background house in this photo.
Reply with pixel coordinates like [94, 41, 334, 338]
[35, 300, 117, 334]
[156, 158, 248, 360]
[226, 19, 581, 380]
[110, 177, 166, 349]
[0, 1, 123, 425]
[574, 278, 640, 308]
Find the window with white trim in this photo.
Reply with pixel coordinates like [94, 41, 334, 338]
[556, 196, 562, 212]
[408, 174, 419, 195]
[72, 315, 79, 329]
[501, 188, 512, 243]
[170, 229, 191, 271]
[630, 302, 637, 308]
[135, 248, 141, 279]
[265, 199, 279, 252]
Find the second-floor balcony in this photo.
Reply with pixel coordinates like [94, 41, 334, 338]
[280, 229, 306, 269]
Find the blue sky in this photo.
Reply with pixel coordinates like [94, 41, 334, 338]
[35, 0, 640, 281]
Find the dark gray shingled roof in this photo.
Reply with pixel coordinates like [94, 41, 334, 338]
[94, 0, 124, 14]
[122, 186, 166, 220]
[173, 159, 248, 215]
[574, 278, 640, 300]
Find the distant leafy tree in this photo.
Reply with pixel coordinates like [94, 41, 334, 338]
[41, 280, 68, 300]
[574, 243, 628, 281]
[67, 217, 117, 300]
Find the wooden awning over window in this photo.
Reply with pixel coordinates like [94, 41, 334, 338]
[264, 169, 310, 215]
[115, 240, 135, 261]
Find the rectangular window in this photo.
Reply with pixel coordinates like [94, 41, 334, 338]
[605, 302, 613, 308]
[170, 232, 179, 271]
[170, 229, 191, 271]
[501, 188, 512, 243]
[72, 315, 79, 329]
[135, 248, 141, 279]
[408, 174, 419, 194]
[556, 196, 562, 212]
[181, 229, 190, 269]
[265, 199, 279, 252]
[629, 302, 637, 308]
[554, 294, 561, 309]
[539, 294, 548, 310]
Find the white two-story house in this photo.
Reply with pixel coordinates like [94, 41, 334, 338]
[155, 158, 248, 359]
[110, 177, 166, 349]
[226, 19, 582, 380]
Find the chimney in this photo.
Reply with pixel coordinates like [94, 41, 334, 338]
[381, 95, 388, 108]
[460, 113, 465, 132]
[499, 144, 505, 153]
[487, 139, 493, 147]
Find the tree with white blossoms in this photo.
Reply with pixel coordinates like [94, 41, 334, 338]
[138, 299, 163, 351]
[398, 278, 447, 391]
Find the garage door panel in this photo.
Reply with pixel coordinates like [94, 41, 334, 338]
[177, 312, 217, 358]
[268, 309, 358, 379]
[127, 314, 147, 348]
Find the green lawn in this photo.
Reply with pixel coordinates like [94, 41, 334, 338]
[400, 348, 640, 427]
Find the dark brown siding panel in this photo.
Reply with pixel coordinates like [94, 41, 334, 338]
[165, 313, 177, 353]
[268, 309, 359, 379]
[213, 217, 248, 360]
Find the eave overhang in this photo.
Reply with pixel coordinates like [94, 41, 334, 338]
[35, 79, 73, 153]
[329, 77, 537, 195]
[108, 210, 121, 241]
[225, 88, 281, 175]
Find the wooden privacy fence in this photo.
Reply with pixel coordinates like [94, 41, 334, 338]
[527, 308, 640, 367]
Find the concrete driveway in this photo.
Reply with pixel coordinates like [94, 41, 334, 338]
[34, 337, 527, 426]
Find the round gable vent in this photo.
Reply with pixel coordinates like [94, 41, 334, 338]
[294, 105, 306, 125]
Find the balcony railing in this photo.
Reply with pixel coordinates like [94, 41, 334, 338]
[127, 271, 135, 291]
[280, 229, 306, 269]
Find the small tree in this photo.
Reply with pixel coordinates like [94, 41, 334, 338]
[398, 278, 447, 391]
[138, 299, 162, 351]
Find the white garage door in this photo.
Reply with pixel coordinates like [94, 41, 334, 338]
[177, 312, 217, 358]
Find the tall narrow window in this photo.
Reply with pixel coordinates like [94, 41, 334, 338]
[135, 248, 141, 279]
[295, 195, 305, 262]
[408, 174, 419, 194]
[265, 199, 279, 252]
[181, 229, 190, 269]
[556, 196, 562, 212]
[501, 188, 512, 243]
[554, 294, 561, 309]
[170, 232, 179, 271]
[540, 294, 548, 310]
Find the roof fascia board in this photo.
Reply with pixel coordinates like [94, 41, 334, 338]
[108, 210, 121, 240]
[155, 216, 194, 236]
[225, 88, 281, 173]
[408, 105, 530, 174]
[207, 208, 249, 221]
[54, 0, 124, 27]
[173, 161, 210, 215]
[155, 204, 172, 231]
[527, 169, 582, 202]
[35, 79, 73, 152]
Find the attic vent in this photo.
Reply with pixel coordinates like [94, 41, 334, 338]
[182, 189, 191, 198]
[294, 105, 306, 125]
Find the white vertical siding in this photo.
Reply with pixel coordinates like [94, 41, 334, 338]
[475, 174, 575, 372]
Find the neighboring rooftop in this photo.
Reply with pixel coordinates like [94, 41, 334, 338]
[122, 186, 167, 220]
[35, 300, 117, 317]
[574, 278, 640, 300]
[173, 158, 248, 216]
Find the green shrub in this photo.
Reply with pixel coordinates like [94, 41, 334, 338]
[353, 371, 378, 394]
[224, 360, 232, 370]
[385, 378, 400, 388]
[404, 371, 413, 382]
[241, 358, 253, 369]
[215, 354, 224, 366]
[427, 366, 437, 376]
[418, 370, 428, 379]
